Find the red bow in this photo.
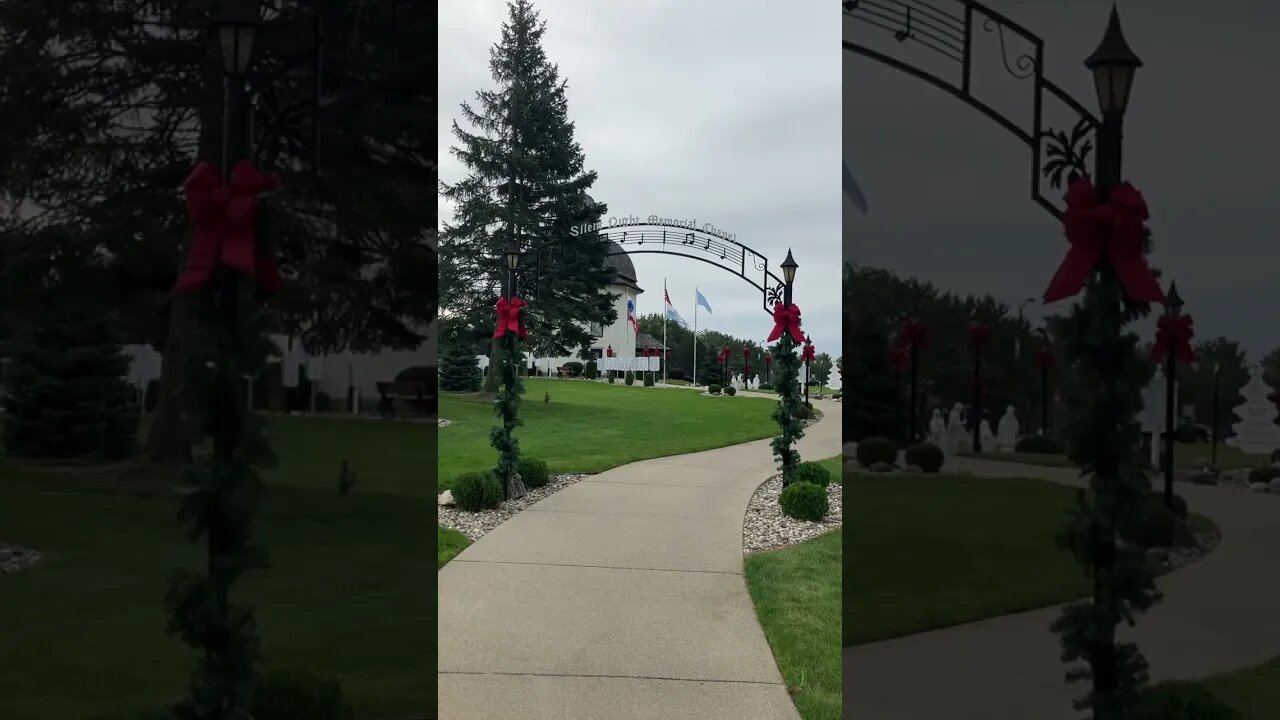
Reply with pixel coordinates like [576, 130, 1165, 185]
[1150, 315, 1196, 364]
[767, 303, 805, 343]
[889, 344, 910, 370]
[1043, 178, 1165, 304]
[801, 344, 816, 363]
[492, 297, 528, 340]
[1034, 347, 1056, 371]
[1267, 390, 1280, 410]
[764, 354, 773, 365]
[742, 346, 751, 359]
[606, 346, 614, 357]
[173, 161, 283, 295]
[967, 321, 991, 349]
[665, 350, 671, 359]
[898, 318, 928, 351]
[718, 346, 730, 363]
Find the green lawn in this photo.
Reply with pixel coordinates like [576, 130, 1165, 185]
[0, 413, 434, 719]
[745, 456, 842, 720]
[1198, 655, 1280, 719]
[843, 471, 1213, 647]
[438, 526, 469, 568]
[966, 440, 1269, 471]
[438, 378, 779, 488]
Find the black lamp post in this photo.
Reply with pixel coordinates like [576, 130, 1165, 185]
[1036, 327, 1053, 435]
[1210, 361, 1221, 466]
[1161, 282, 1183, 509]
[1017, 296, 1036, 420]
[803, 335, 813, 403]
[1082, 8, 1142, 714]
[781, 249, 799, 397]
[214, 0, 258, 180]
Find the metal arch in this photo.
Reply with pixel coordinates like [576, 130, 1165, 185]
[528, 226, 787, 316]
[843, 0, 1100, 219]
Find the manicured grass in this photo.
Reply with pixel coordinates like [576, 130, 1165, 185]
[438, 525, 470, 568]
[745, 456, 842, 720]
[438, 378, 778, 489]
[1198, 654, 1280, 719]
[0, 414, 434, 719]
[966, 440, 1269, 471]
[842, 471, 1216, 647]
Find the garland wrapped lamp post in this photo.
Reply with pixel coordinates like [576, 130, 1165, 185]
[769, 250, 804, 486]
[802, 335, 815, 403]
[718, 345, 730, 385]
[1151, 282, 1195, 510]
[166, 2, 281, 715]
[1043, 10, 1166, 717]
[742, 346, 752, 387]
[764, 352, 772, 385]
[897, 316, 927, 442]
[1034, 334, 1056, 436]
[492, 236, 528, 500]
[967, 320, 991, 453]
[889, 342, 909, 441]
[1210, 362, 1222, 466]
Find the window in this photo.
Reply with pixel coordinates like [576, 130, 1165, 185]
[589, 322, 603, 337]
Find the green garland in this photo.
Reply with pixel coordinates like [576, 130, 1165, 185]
[490, 334, 526, 498]
[771, 334, 806, 485]
[1050, 264, 1161, 718]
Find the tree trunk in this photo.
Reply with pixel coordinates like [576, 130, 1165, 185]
[482, 339, 501, 393]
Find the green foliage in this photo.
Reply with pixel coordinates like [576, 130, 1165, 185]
[1248, 466, 1280, 485]
[772, 335, 807, 485]
[856, 437, 898, 467]
[250, 670, 355, 720]
[795, 402, 816, 420]
[841, 281, 904, 443]
[668, 368, 687, 381]
[517, 457, 551, 488]
[624, 371, 635, 386]
[1154, 492, 1190, 521]
[583, 360, 599, 380]
[708, 383, 721, 395]
[811, 352, 834, 385]
[0, 294, 139, 460]
[608, 373, 616, 384]
[643, 372, 655, 387]
[779, 481, 828, 521]
[792, 461, 832, 487]
[439, 0, 615, 358]
[314, 392, 331, 412]
[758, 383, 774, 391]
[724, 384, 736, 396]
[1016, 434, 1065, 454]
[904, 442, 945, 473]
[564, 361, 584, 377]
[1130, 498, 1196, 549]
[451, 471, 504, 511]
[489, 338, 525, 499]
[1131, 682, 1242, 720]
[439, 343, 482, 392]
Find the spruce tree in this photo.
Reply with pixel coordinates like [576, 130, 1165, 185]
[439, 344, 482, 392]
[439, 0, 617, 386]
[843, 315, 902, 443]
[696, 342, 725, 387]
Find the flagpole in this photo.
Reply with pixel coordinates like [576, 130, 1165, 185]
[692, 287, 698, 386]
[662, 278, 668, 384]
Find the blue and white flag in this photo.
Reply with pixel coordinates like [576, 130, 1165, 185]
[663, 287, 688, 327]
[695, 289, 713, 315]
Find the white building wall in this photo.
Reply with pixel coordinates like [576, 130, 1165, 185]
[535, 283, 638, 373]
[269, 321, 437, 403]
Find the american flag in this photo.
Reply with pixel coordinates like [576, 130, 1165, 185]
[626, 298, 638, 334]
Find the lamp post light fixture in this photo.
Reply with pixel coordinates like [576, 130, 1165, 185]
[1161, 282, 1184, 509]
[803, 335, 814, 404]
[1086, 5, 1143, 197]
[212, 0, 261, 180]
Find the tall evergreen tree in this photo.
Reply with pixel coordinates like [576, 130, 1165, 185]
[842, 310, 902, 443]
[439, 0, 616, 392]
[439, 343, 482, 392]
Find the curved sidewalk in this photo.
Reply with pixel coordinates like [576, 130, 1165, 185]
[843, 453, 1280, 720]
[439, 400, 841, 720]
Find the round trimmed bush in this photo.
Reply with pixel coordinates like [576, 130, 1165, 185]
[251, 670, 355, 720]
[564, 361, 584, 377]
[758, 383, 773, 391]
[856, 436, 898, 468]
[518, 458, 551, 489]
[624, 371, 635, 385]
[904, 442, 944, 473]
[1248, 465, 1280, 485]
[1132, 681, 1242, 720]
[583, 360, 599, 379]
[1014, 435, 1065, 454]
[795, 403, 816, 420]
[608, 373, 616, 383]
[315, 392, 331, 412]
[1132, 497, 1196, 549]
[1147, 491, 1189, 520]
[708, 384, 722, 395]
[725, 385, 737, 396]
[779, 481, 828, 521]
[643, 373, 655, 387]
[451, 471, 503, 511]
[792, 461, 832, 487]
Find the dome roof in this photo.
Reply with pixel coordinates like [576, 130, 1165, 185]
[605, 238, 643, 293]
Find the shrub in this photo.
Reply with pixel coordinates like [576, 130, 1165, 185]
[438, 344, 481, 391]
[451, 471, 503, 511]
[608, 374, 616, 383]
[724, 385, 736, 396]
[643, 373, 655, 387]
[779, 481, 828, 521]
[668, 368, 687, 381]
[708, 384, 722, 395]
[792, 461, 832, 487]
[795, 403, 816, 420]
[1015, 434, 1065, 454]
[1131, 681, 1242, 720]
[144, 379, 161, 412]
[1148, 491, 1190, 520]
[758, 383, 773, 391]
[1248, 465, 1280, 485]
[518, 458, 551, 488]
[1131, 497, 1196, 549]
[251, 670, 355, 720]
[564, 361, 584, 377]
[832, 391, 842, 399]
[856, 436, 898, 467]
[624, 371, 635, 386]
[583, 360, 599, 380]
[314, 392, 331, 412]
[904, 442, 945, 473]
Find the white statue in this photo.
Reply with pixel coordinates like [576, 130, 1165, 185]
[980, 416, 995, 450]
[997, 406, 1020, 451]
[928, 409, 947, 452]
[946, 403, 967, 453]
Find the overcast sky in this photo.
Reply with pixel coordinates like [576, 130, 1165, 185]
[846, 0, 1279, 360]
[440, 0, 841, 358]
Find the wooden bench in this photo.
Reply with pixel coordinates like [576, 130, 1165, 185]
[375, 380, 435, 418]
[558, 365, 573, 378]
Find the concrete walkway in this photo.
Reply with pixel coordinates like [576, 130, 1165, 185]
[439, 400, 841, 720]
[843, 453, 1280, 720]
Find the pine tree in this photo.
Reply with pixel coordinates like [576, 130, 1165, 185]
[696, 342, 725, 387]
[439, 0, 616, 387]
[439, 344, 482, 392]
[843, 315, 902, 443]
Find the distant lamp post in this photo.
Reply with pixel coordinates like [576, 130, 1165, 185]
[764, 352, 773, 385]
[742, 346, 752, 386]
[1033, 329, 1056, 436]
[897, 316, 928, 441]
[1152, 282, 1194, 510]
[1210, 361, 1222, 466]
[801, 335, 815, 403]
[967, 319, 991, 453]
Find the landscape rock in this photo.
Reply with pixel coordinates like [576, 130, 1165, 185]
[438, 490, 455, 507]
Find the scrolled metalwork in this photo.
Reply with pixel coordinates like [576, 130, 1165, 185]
[981, 16, 1035, 80]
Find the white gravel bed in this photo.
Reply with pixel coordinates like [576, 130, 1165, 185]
[438, 418, 452, 428]
[438, 473, 591, 540]
[743, 473, 842, 553]
[0, 544, 42, 574]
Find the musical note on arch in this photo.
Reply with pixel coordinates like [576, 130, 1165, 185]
[683, 233, 695, 245]
[621, 231, 628, 244]
[703, 239, 711, 251]
[895, 7, 913, 41]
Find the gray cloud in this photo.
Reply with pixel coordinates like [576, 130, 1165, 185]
[441, 0, 842, 357]
[846, 0, 1280, 358]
